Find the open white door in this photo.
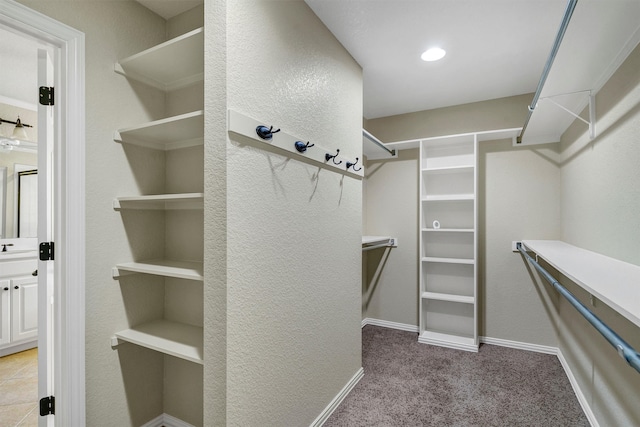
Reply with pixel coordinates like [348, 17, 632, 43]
[37, 47, 55, 427]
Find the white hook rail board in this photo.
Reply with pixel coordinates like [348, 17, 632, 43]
[227, 109, 364, 179]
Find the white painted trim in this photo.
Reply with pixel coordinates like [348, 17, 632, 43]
[361, 317, 419, 333]
[557, 349, 599, 427]
[480, 336, 558, 355]
[140, 413, 195, 427]
[0, 1, 86, 426]
[310, 367, 364, 427]
[0, 340, 37, 357]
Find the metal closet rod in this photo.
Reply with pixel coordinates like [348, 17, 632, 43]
[363, 129, 396, 156]
[517, 0, 579, 144]
[517, 243, 640, 374]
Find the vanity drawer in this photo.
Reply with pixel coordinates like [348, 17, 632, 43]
[1, 258, 38, 278]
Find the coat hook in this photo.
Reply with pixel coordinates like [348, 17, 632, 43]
[256, 125, 281, 141]
[346, 157, 362, 171]
[294, 140, 315, 153]
[325, 149, 342, 165]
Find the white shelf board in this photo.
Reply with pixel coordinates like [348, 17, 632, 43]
[113, 260, 203, 281]
[115, 27, 204, 91]
[519, 2, 640, 145]
[421, 165, 474, 173]
[422, 228, 474, 233]
[114, 193, 204, 210]
[422, 257, 474, 265]
[381, 128, 521, 151]
[522, 240, 640, 328]
[114, 110, 204, 151]
[418, 330, 478, 352]
[114, 319, 203, 364]
[421, 292, 474, 304]
[422, 194, 474, 202]
[362, 235, 392, 245]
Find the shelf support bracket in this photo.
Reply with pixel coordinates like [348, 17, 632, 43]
[110, 336, 121, 348]
[111, 267, 137, 280]
[541, 93, 596, 140]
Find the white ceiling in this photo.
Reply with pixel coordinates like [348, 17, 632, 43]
[0, 27, 40, 109]
[304, 0, 638, 120]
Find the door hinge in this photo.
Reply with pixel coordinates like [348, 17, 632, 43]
[40, 395, 55, 416]
[39, 242, 55, 261]
[39, 86, 54, 106]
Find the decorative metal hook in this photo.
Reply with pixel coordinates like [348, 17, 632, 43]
[346, 157, 362, 171]
[294, 140, 315, 153]
[255, 125, 281, 141]
[325, 149, 342, 165]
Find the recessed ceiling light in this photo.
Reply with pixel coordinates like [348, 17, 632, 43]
[421, 47, 446, 62]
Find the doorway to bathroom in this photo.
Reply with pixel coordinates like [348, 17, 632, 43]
[0, 1, 86, 425]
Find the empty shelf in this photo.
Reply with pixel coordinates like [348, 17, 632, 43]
[113, 193, 204, 210]
[422, 228, 474, 233]
[115, 27, 204, 91]
[421, 292, 474, 304]
[422, 194, 474, 202]
[115, 319, 203, 364]
[421, 165, 474, 173]
[422, 257, 474, 265]
[113, 260, 203, 281]
[114, 110, 204, 150]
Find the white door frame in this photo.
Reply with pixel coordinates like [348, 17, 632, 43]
[0, 1, 85, 425]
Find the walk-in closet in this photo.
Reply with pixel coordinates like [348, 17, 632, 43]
[0, 0, 639, 426]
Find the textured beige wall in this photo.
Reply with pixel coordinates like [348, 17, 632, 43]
[225, 0, 362, 425]
[366, 94, 533, 141]
[479, 139, 560, 345]
[555, 42, 640, 426]
[363, 149, 419, 325]
[203, 0, 227, 425]
[365, 93, 561, 346]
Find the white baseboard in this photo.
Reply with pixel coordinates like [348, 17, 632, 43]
[310, 367, 364, 427]
[361, 317, 419, 333]
[140, 413, 195, 427]
[480, 336, 558, 355]
[557, 349, 599, 427]
[0, 340, 37, 357]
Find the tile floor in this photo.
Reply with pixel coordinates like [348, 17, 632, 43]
[0, 348, 38, 426]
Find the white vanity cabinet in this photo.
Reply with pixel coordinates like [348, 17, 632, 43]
[0, 257, 38, 355]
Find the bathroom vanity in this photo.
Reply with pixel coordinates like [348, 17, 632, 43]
[0, 240, 38, 356]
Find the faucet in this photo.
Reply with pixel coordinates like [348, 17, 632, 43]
[1, 243, 13, 252]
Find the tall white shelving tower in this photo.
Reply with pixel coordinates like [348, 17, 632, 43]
[419, 134, 478, 352]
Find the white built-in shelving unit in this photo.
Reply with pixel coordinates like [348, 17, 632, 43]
[379, 128, 521, 352]
[112, 19, 204, 424]
[419, 134, 479, 352]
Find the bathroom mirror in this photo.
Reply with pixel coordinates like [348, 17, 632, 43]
[0, 103, 38, 239]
